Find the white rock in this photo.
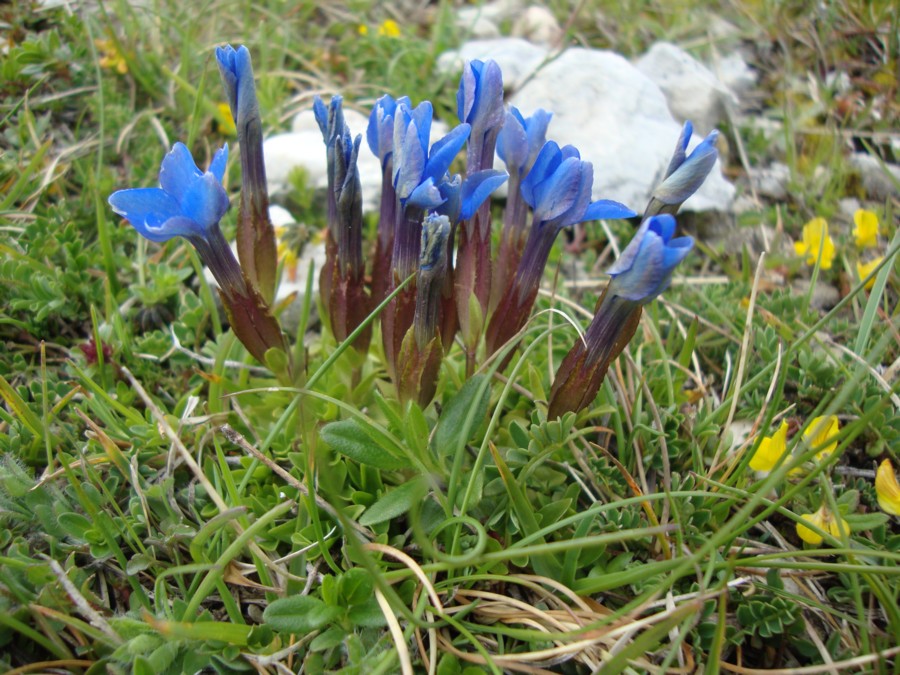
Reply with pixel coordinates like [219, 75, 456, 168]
[509, 47, 734, 212]
[636, 42, 737, 135]
[715, 52, 756, 98]
[457, 0, 524, 28]
[849, 153, 900, 201]
[264, 108, 449, 214]
[436, 38, 549, 92]
[511, 7, 562, 45]
[457, 14, 501, 40]
[749, 162, 790, 201]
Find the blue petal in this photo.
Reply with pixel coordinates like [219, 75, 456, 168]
[158, 143, 203, 203]
[313, 96, 329, 141]
[414, 102, 433, 156]
[367, 95, 398, 163]
[459, 169, 507, 221]
[606, 217, 651, 277]
[664, 121, 692, 179]
[407, 178, 446, 210]
[522, 109, 552, 174]
[496, 108, 527, 169]
[394, 120, 427, 200]
[424, 123, 470, 183]
[663, 236, 694, 270]
[520, 141, 562, 208]
[583, 199, 636, 221]
[209, 144, 229, 183]
[532, 157, 583, 225]
[179, 171, 230, 231]
[457, 61, 477, 124]
[656, 130, 718, 205]
[648, 213, 676, 242]
[108, 188, 185, 243]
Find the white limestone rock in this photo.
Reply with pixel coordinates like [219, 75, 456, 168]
[716, 52, 756, 98]
[436, 38, 549, 92]
[511, 7, 562, 45]
[509, 47, 734, 212]
[849, 153, 900, 201]
[636, 42, 737, 135]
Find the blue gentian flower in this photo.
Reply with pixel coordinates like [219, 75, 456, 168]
[485, 141, 635, 357]
[496, 107, 552, 180]
[646, 121, 719, 216]
[109, 142, 289, 367]
[606, 214, 693, 301]
[548, 214, 694, 418]
[367, 95, 411, 304]
[392, 101, 471, 209]
[313, 95, 370, 349]
[215, 44, 277, 302]
[457, 59, 504, 172]
[492, 107, 554, 314]
[435, 169, 508, 224]
[216, 45, 258, 139]
[515, 141, 634, 298]
[367, 94, 410, 169]
[108, 142, 229, 244]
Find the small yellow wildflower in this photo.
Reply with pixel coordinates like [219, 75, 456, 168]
[215, 102, 237, 137]
[856, 257, 883, 291]
[794, 217, 836, 270]
[275, 227, 299, 283]
[852, 209, 879, 249]
[357, 24, 369, 36]
[749, 420, 789, 472]
[796, 504, 849, 545]
[803, 415, 839, 461]
[378, 19, 401, 38]
[875, 459, 900, 516]
[95, 38, 128, 75]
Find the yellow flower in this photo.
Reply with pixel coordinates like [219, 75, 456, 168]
[275, 226, 299, 283]
[875, 459, 900, 516]
[796, 504, 849, 545]
[95, 38, 128, 75]
[856, 257, 883, 290]
[852, 209, 879, 249]
[215, 102, 236, 137]
[378, 19, 401, 37]
[357, 24, 369, 36]
[794, 217, 836, 270]
[749, 420, 789, 472]
[803, 415, 839, 461]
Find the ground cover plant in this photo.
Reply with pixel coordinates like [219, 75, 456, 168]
[1, 0, 899, 672]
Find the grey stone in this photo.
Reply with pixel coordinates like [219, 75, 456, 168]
[849, 153, 900, 201]
[636, 42, 737, 135]
[750, 162, 790, 201]
[511, 6, 562, 45]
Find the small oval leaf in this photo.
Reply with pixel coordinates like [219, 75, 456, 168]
[263, 595, 341, 634]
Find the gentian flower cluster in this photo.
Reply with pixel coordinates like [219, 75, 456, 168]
[109, 44, 720, 413]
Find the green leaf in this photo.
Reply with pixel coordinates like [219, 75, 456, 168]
[263, 595, 341, 633]
[320, 418, 411, 470]
[359, 477, 427, 526]
[310, 625, 347, 652]
[432, 374, 490, 458]
[57, 512, 92, 542]
[339, 568, 374, 607]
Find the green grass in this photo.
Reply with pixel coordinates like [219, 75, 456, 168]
[1, 0, 899, 672]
